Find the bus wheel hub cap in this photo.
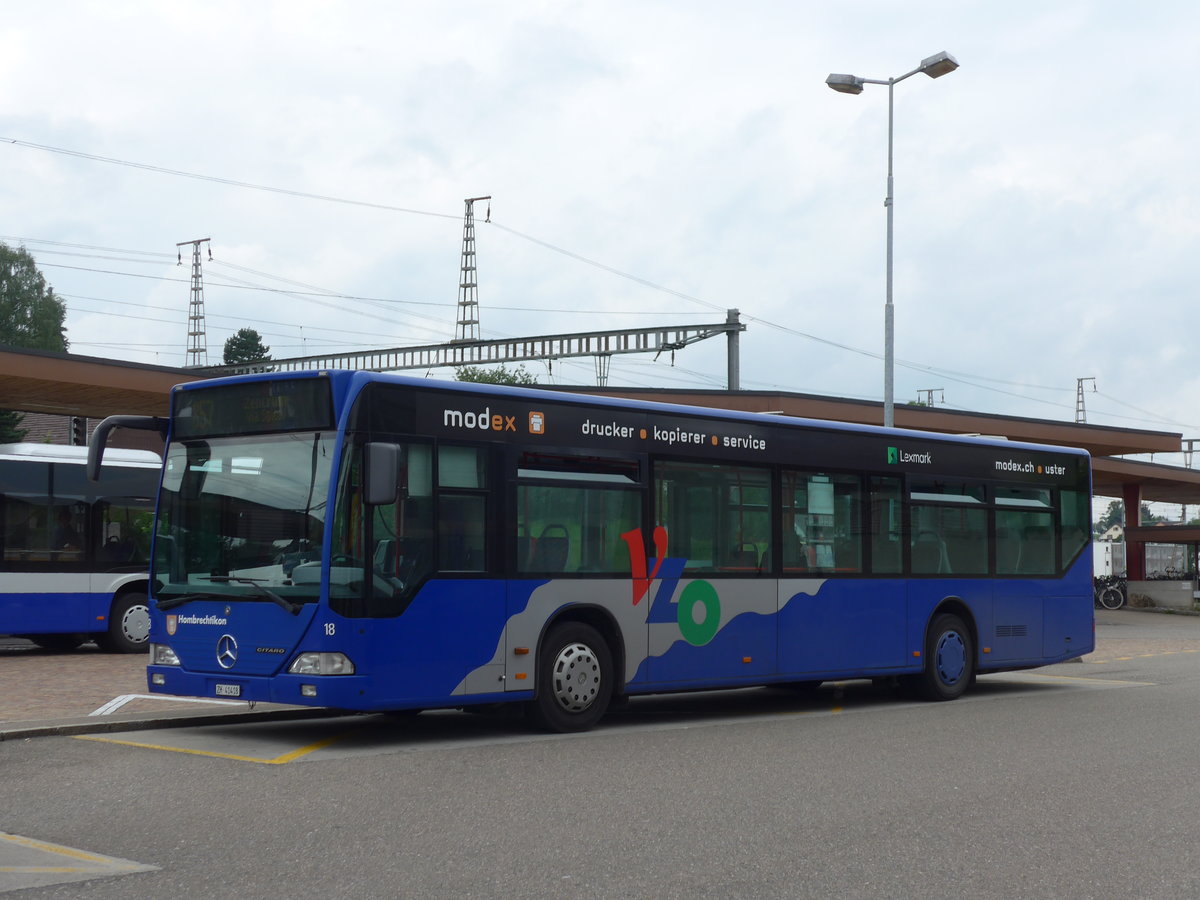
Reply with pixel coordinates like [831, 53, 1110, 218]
[551, 643, 600, 712]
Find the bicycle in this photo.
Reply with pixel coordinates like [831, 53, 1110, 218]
[1094, 574, 1127, 610]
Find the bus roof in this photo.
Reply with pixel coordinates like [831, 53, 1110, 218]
[173, 369, 1090, 461]
[0, 443, 162, 467]
[349, 372, 1093, 460]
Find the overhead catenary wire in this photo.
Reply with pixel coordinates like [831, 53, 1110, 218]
[4, 142, 1190, 426]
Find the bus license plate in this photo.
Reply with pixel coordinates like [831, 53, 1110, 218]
[215, 684, 241, 697]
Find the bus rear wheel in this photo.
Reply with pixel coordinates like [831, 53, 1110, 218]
[910, 613, 974, 702]
[528, 622, 613, 733]
[99, 590, 151, 653]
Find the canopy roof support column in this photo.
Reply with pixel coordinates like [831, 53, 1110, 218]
[1124, 482, 1146, 580]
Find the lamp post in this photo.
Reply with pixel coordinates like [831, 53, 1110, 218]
[826, 51, 958, 428]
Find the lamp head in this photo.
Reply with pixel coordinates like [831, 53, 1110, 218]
[825, 73, 865, 95]
[919, 51, 959, 79]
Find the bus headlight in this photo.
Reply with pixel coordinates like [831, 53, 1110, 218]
[150, 643, 180, 666]
[288, 652, 355, 675]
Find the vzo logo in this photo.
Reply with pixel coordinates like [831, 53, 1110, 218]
[621, 528, 721, 647]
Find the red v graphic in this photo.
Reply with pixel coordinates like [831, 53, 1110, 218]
[621, 527, 668, 606]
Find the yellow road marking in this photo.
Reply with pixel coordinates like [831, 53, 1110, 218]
[0, 832, 144, 873]
[0, 868, 103, 873]
[0, 833, 119, 865]
[1012, 672, 1154, 686]
[1088, 646, 1200, 664]
[74, 732, 347, 764]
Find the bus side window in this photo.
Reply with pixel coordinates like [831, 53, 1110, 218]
[437, 446, 487, 573]
[517, 456, 641, 575]
[1059, 488, 1090, 569]
[439, 493, 486, 571]
[869, 477, 902, 574]
[781, 470, 862, 574]
[656, 460, 770, 574]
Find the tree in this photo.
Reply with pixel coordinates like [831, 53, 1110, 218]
[1096, 499, 1169, 535]
[1139, 503, 1166, 526]
[1, 242, 69, 441]
[1095, 500, 1124, 534]
[455, 364, 538, 386]
[0, 409, 26, 443]
[223, 328, 272, 365]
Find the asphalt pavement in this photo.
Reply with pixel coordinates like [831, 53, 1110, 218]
[2, 606, 1196, 742]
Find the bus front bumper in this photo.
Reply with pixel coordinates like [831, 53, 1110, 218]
[147, 666, 374, 709]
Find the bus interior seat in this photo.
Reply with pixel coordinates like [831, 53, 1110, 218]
[782, 532, 807, 572]
[729, 544, 760, 570]
[873, 539, 901, 572]
[531, 525, 569, 572]
[440, 533, 475, 570]
[995, 528, 1020, 574]
[913, 531, 952, 574]
[373, 539, 398, 576]
[1019, 527, 1054, 574]
[396, 537, 433, 583]
[100, 536, 135, 563]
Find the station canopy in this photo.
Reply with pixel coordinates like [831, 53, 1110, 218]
[6, 346, 1199, 505]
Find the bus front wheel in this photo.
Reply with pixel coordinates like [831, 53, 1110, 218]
[99, 590, 151, 653]
[528, 622, 613, 733]
[911, 613, 973, 702]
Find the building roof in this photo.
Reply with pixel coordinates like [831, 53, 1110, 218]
[5, 347, 1198, 504]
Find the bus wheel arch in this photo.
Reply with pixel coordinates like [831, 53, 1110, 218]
[98, 583, 152, 653]
[527, 607, 622, 733]
[909, 599, 977, 701]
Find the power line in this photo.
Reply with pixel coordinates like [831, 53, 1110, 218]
[5, 146, 1190, 424]
[2, 138, 461, 221]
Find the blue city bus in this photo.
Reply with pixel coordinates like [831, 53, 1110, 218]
[89, 370, 1094, 731]
[2, 442, 159, 652]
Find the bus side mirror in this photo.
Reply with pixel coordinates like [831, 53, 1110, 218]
[87, 415, 167, 482]
[364, 443, 400, 506]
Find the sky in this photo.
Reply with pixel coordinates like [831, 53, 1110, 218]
[3, 1, 1199, 461]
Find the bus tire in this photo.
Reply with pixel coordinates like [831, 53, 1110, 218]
[99, 590, 151, 653]
[528, 622, 612, 733]
[912, 613, 973, 702]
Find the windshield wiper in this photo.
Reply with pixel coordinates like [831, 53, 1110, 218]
[157, 592, 231, 612]
[207, 576, 303, 616]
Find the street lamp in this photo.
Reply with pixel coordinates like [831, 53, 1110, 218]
[826, 51, 958, 428]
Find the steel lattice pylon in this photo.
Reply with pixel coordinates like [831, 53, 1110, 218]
[455, 196, 490, 342]
[178, 237, 211, 368]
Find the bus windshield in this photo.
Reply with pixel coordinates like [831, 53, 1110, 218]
[153, 431, 335, 605]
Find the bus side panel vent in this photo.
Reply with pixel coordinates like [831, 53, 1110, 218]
[995, 624, 1029, 638]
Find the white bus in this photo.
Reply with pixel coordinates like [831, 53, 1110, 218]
[1, 443, 160, 652]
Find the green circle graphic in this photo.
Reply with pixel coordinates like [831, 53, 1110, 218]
[677, 580, 721, 646]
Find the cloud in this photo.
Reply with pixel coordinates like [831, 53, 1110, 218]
[2, 0, 1199, 437]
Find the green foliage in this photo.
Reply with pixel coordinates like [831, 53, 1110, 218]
[0, 242, 69, 351]
[1, 242, 69, 438]
[1096, 499, 1170, 535]
[1139, 503, 1166, 526]
[455, 364, 538, 386]
[1095, 500, 1123, 533]
[223, 328, 272, 365]
[0, 409, 27, 443]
